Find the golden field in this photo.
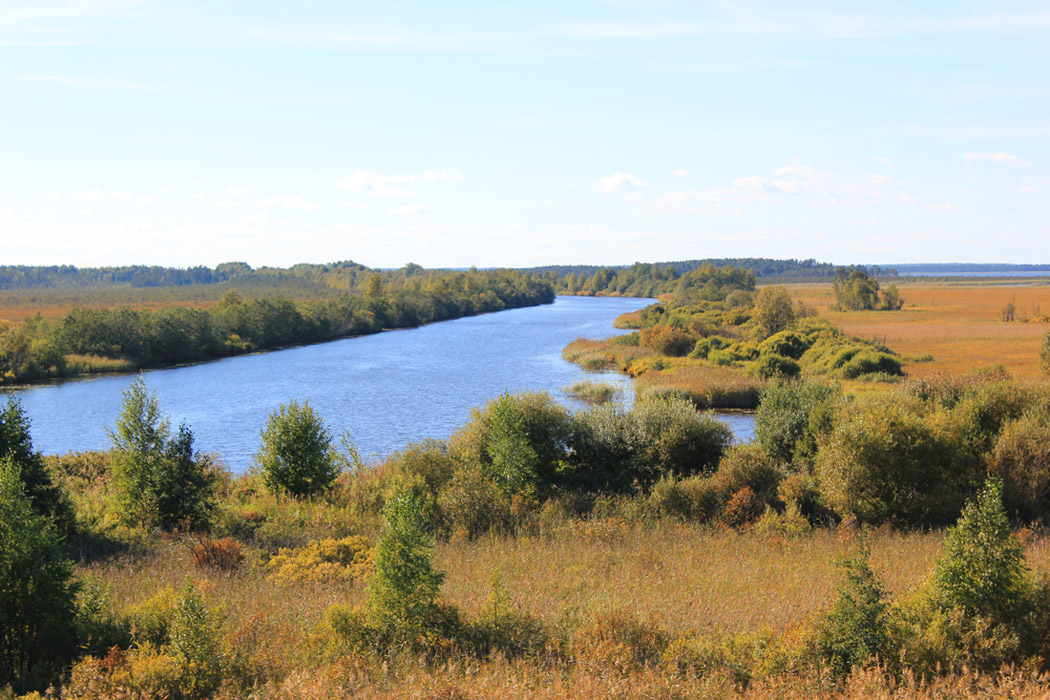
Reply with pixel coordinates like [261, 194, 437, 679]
[783, 280, 1050, 379]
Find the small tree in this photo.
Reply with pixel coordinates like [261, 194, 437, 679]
[110, 377, 216, 530]
[256, 400, 339, 497]
[0, 399, 74, 534]
[815, 543, 892, 677]
[931, 478, 1031, 621]
[369, 485, 446, 640]
[753, 286, 796, 337]
[0, 459, 77, 692]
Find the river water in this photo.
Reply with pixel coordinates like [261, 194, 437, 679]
[4, 296, 755, 471]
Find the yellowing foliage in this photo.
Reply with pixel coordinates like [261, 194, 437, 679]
[266, 535, 373, 585]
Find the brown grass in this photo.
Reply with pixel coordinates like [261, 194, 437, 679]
[780, 280, 1050, 379]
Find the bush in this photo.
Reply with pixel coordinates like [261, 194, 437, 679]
[815, 393, 971, 525]
[648, 475, 724, 523]
[190, 535, 246, 571]
[758, 331, 811, 360]
[369, 485, 449, 641]
[639, 326, 695, 357]
[815, 544, 892, 677]
[931, 479, 1033, 621]
[110, 377, 217, 530]
[630, 397, 732, 480]
[840, 350, 903, 379]
[752, 353, 801, 379]
[712, 444, 784, 507]
[256, 400, 340, 497]
[754, 379, 840, 465]
[168, 580, 226, 699]
[988, 411, 1050, 520]
[452, 392, 571, 500]
[723, 487, 764, 527]
[267, 535, 373, 584]
[438, 461, 511, 537]
[0, 460, 77, 693]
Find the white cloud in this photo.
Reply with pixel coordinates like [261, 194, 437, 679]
[872, 156, 894, 168]
[253, 196, 320, 210]
[565, 21, 699, 39]
[73, 189, 152, 203]
[673, 169, 690, 178]
[339, 201, 368, 209]
[225, 185, 247, 197]
[337, 169, 460, 197]
[389, 204, 429, 218]
[960, 152, 1034, 166]
[924, 202, 955, 211]
[594, 172, 646, 194]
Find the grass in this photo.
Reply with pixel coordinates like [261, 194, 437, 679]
[563, 380, 621, 404]
[784, 280, 1050, 380]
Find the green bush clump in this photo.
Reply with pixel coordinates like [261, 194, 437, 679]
[0, 460, 78, 693]
[712, 444, 784, 508]
[988, 411, 1050, 520]
[110, 377, 218, 531]
[256, 399, 340, 498]
[0, 399, 74, 535]
[452, 392, 571, 501]
[754, 379, 840, 465]
[758, 330, 811, 360]
[815, 393, 972, 525]
[814, 544, 892, 677]
[688, 335, 730, 359]
[752, 353, 801, 379]
[628, 397, 732, 480]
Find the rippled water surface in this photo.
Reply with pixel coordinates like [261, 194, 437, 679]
[5, 296, 755, 471]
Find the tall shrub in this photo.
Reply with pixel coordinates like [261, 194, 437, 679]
[0, 399, 74, 533]
[0, 459, 77, 692]
[110, 377, 216, 530]
[256, 400, 339, 497]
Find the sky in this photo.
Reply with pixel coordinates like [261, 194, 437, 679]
[1, 1, 1048, 269]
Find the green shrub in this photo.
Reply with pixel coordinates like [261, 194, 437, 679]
[712, 444, 783, 507]
[758, 331, 811, 360]
[640, 325, 695, 357]
[754, 379, 840, 465]
[0, 400, 74, 536]
[168, 580, 226, 699]
[110, 377, 217, 530]
[752, 353, 801, 379]
[629, 397, 732, 480]
[256, 399, 340, 498]
[648, 475, 724, 523]
[438, 461, 511, 537]
[267, 535, 373, 584]
[369, 485, 450, 642]
[988, 411, 1050, 520]
[815, 393, 971, 525]
[452, 392, 571, 500]
[931, 479, 1033, 621]
[0, 460, 77, 693]
[840, 350, 903, 379]
[815, 544, 892, 677]
[689, 335, 730, 359]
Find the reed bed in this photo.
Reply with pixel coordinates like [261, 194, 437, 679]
[634, 365, 764, 409]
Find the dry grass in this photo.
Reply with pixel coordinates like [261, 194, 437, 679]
[780, 281, 1050, 379]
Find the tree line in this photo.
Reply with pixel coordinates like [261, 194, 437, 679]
[0, 267, 554, 385]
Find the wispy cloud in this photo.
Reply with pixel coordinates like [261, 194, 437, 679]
[389, 204, 428, 218]
[593, 172, 646, 194]
[960, 152, 1034, 166]
[254, 196, 320, 210]
[337, 169, 460, 197]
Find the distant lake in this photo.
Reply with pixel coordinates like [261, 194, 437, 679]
[901, 271, 1050, 278]
[4, 296, 756, 471]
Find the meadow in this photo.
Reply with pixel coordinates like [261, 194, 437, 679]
[786, 280, 1050, 379]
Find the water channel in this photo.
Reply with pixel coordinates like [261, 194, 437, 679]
[4, 296, 756, 471]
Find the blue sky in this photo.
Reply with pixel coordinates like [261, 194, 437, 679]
[1, 1, 1047, 268]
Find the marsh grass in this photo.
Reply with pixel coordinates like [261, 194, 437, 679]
[64, 353, 139, 374]
[635, 366, 764, 409]
[563, 380, 621, 404]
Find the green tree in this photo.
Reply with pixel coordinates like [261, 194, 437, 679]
[256, 400, 340, 497]
[0, 399, 74, 533]
[931, 478, 1032, 621]
[110, 377, 216, 530]
[815, 543, 892, 677]
[369, 485, 446, 639]
[833, 267, 881, 311]
[0, 459, 77, 692]
[753, 286, 796, 337]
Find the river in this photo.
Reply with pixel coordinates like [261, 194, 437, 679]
[3, 296, 756, 471]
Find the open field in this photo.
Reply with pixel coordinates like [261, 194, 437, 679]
[783, 280, 1050, 379]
